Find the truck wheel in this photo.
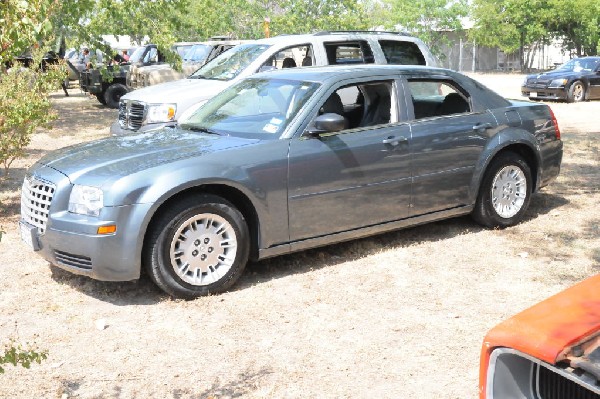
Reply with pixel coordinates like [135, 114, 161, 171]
[104, 83, 127, 108]
[144, 195, 250, 299]
[94, 93, 107, 105]
[566, 80, 585, 103]
[472, 152, 532, 228]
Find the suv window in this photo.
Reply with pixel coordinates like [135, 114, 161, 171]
[324, 41, 375, 65]
[407, 80, 470, 119]
[262, 44, 313, 70]
[190, 43, 271, 81]
[379, 40, 426, 65]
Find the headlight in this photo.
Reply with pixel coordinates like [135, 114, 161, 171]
[549, 78, 568, 87]
[146, 103, 176, 124]
[68, 185, 103, 217]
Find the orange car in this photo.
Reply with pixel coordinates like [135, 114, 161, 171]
[479, 275, 600, 398]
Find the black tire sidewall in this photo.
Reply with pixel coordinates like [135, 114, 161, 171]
[475, 153, 532, 228]
[104, 83, 127, 108]
[148, 196, 249, 298]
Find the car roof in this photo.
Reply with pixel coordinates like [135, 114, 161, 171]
[251, 64, 453, 83]
[253, 31, 422, 46]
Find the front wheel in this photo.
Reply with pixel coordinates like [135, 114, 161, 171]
[472, 152, 532, 228]
[104, 83, 128, 108]
[566, 80, 585, 103]
[144, 195, 250, 298]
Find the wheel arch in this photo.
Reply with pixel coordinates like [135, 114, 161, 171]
[141, 184, 262, 266]
[471, 140, 540, 203]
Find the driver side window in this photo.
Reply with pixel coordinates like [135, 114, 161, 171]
[309, 80, 396, 132]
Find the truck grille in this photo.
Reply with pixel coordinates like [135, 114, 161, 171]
[21, 176, 55, 234]
[118, 100, 146, 130]
[537, 364, 599, 399]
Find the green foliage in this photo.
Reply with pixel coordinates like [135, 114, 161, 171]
[0, 0, 58, 65]
[470, 0, 600, 69]
[0, 50, 64, 176]
[0, 340, 48, 374]
[372, 0, 469, 58]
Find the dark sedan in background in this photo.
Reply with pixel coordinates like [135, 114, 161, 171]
[522, 56, 600, 102]
[20, 65, 563, 298]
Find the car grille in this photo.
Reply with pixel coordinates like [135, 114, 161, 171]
[118, 100, 146, 130]
[526, 78, 551, 89]
[21, 176, 55, 234]
[54, 250, 93, 270]
[537, 364, 599, 399]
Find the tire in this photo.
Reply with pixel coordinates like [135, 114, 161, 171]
[472, 152, 532, 228]
[566, 80, 585, 103]
[144, 195, 250, 299]
[103, 83, 128, 109]
[94, 93, 107, 105]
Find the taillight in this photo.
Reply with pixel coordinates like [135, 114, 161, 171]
[549, 107, 561, 140]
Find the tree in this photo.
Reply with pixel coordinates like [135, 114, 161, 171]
[546, 0, 600, 56]
[372, 0, 469, 58]
[470, 0, 551, 72]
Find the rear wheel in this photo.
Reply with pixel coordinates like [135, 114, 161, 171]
[567, 80, 585, 103]
[472, 152, 532, 228]
[144, 195, 249, 299]
[104, 83, 127, 108]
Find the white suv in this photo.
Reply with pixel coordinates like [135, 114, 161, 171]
[112, 31, 438, 135]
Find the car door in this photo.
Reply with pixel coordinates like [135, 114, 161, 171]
[287, 79, 411, 241]
[405, 78, 496, 216]
[589, 61, 600, 98]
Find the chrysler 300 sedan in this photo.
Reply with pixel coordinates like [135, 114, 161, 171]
[521, 57, 600, 102]
[20, 65, 563, 298]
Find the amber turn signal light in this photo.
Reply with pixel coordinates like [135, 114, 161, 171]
[97, 225, 117, 235]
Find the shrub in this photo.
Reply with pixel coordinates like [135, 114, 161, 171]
[0, 52, 65, 177]
[0, 340, 48, 374]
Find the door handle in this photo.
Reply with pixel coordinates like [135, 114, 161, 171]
[472, 123, 493, 131]
[382, 136, 407, 146]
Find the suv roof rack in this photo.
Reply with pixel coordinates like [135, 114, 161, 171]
[313, 30, 413, 37]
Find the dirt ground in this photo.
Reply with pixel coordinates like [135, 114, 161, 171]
[0, 74, 598, 398]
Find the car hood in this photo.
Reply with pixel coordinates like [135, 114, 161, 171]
[121, 78, 229, 104]
[36, 128, 258, 186]
[483, 274, 600, 365]
[526, 69, 579, 82]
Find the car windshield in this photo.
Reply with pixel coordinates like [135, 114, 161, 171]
[556, 58, 599, 72]
[179, 78, 320, 139]
[183, 44, 212, 62]
[189, 43, 271, 81]
[129, 46, 147, 63]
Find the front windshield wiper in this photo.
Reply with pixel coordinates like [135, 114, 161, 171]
[189, 74, 208, 79]
[180, 125, 224, 136]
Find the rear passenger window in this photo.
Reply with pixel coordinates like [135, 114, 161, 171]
[379, 40, 426, 65]
[324, 41, 375, 65]
[407, 80, 470, 119]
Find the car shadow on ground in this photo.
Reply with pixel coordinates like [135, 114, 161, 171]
[46, 191, 569, 304]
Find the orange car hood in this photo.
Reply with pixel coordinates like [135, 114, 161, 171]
[483, 274, 600, 364]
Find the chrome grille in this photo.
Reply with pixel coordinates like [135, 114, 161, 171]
[21, 176, 55, 234]
[118, 100, 146, 131]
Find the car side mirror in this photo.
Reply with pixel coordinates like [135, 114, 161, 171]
[305, 113, 346, 136]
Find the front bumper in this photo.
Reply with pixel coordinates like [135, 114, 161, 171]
[521, 86, 567, 101]
[21, 165, 153, 281]
[24, 201, 153, 281]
